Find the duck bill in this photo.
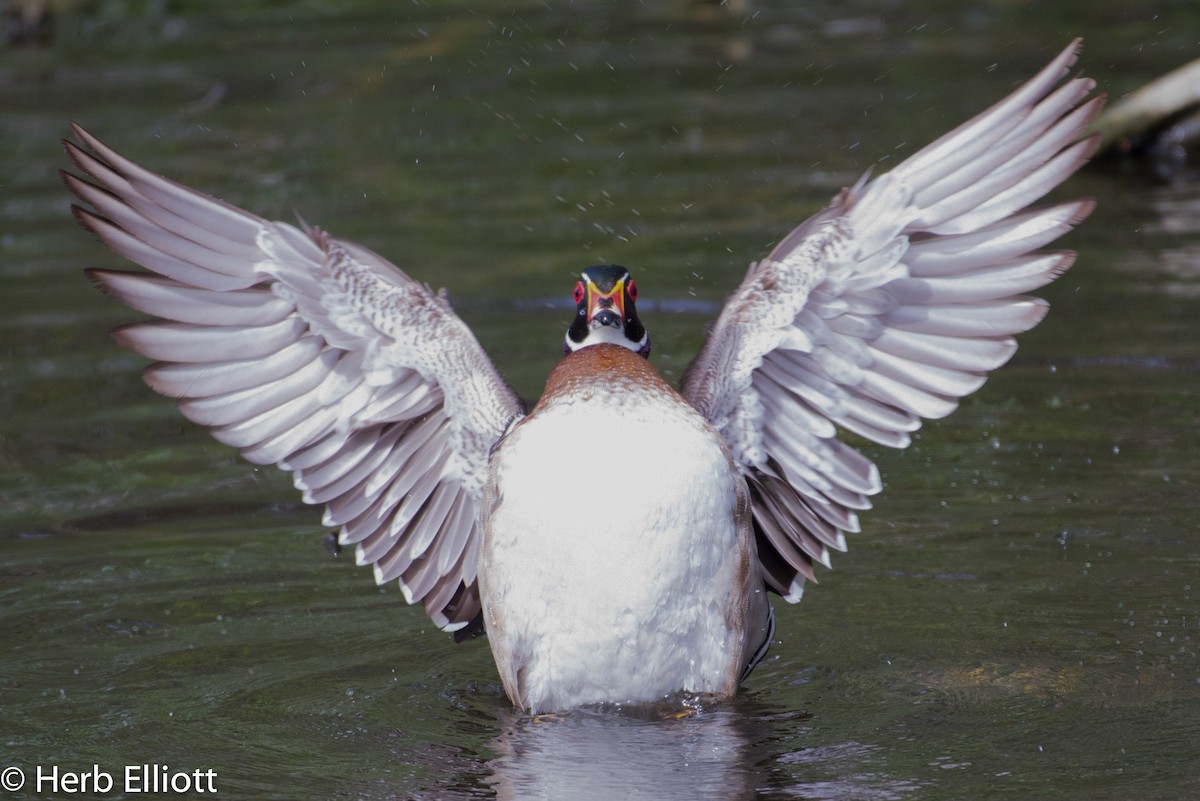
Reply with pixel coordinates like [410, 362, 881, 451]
[587, 279, 627, 326]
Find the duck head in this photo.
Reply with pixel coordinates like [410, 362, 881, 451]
[564, 264, 651, 357]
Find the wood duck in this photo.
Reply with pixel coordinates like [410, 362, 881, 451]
[63, 41, 1101, 714]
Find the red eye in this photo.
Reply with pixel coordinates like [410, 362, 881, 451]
[626, 280, 638, 302]
[573, 281, 586, 305]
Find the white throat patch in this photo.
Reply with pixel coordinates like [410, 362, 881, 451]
[564, 323, 646, 353]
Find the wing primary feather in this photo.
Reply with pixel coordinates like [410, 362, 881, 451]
[75, 208, 255, 291]
[113, 317, 307, 363]
[906, 200, 1093, 276]
[178, 350, 338, 428]
[894, 40, 1083, 184]
[143, 336, 325, 398]
[882, 299, 1048, 337]
[88, 269, 291, 327]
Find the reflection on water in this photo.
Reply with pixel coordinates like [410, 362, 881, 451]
[478, 703, 918, 801]
[487, 706, 769, 801]
[1146, 182, 1200, 297]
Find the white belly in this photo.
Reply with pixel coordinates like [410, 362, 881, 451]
[479, 391, 750, 712]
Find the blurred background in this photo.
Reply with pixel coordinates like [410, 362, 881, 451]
[1, 2, 1198, 799]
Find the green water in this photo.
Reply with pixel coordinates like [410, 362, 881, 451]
[2, 2, 1198, 798]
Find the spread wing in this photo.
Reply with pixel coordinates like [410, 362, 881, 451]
[63, 123, 524, 633]
[680, 40, 1103, 601]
